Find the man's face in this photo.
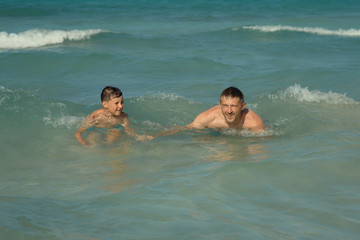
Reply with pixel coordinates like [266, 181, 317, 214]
[103, 96, 124, 116]
[219, 97, 245, 124]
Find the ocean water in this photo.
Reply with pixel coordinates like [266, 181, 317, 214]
[1, 0, 360, 239]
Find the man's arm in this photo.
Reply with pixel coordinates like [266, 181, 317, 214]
[150, 111, 210, 139]
[152, 125, 186, 138]
[186, 111, 210, 129]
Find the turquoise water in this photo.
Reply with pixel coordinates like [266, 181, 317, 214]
[1, 0, 360, 239]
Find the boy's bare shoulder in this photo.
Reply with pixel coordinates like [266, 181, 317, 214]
[88, 108, 105, 119]
[84, 109, 128, 128]
[88, 109, 127, 120]
[121, 112, 129, 118]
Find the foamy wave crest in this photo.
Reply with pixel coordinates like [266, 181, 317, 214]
[269, 84, 359, 104]
[242, 25, 360, 37]
[219, 128, 281, 137]
[132, 92, 194, 103]
[0, 29, 105, 49]
[43, 115, 83, 129]
[0, 85, 12, 104]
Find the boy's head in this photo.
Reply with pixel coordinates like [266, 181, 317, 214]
[101, 86, 123, 102]
[101, 86, 124, 116]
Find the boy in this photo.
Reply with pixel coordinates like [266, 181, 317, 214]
[75, 86, 149, 147]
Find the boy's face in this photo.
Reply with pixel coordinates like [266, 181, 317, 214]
[102, 96, 124, 116]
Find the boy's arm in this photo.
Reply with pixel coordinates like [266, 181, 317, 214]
[75, 127, 89, 146]
[122, 117, 153, 142]
[75, 114, 96, 146]
[122, 117, 136, 138]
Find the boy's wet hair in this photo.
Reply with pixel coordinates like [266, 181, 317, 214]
[101, 86, 123, 102]
[220, 87, 244, 103]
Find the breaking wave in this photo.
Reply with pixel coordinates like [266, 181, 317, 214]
[0, 29, 106, 50]
[241, 25, 360, 37]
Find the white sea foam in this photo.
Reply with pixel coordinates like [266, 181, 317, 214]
[131, 92, 195, 104]
[156, 92, 188, 101]
[0, 85, 12, 93]
[0, 29, 105, 49]
[246, 103, 258, 110]
[269, 84, 358, 104]
[219, 128, 281, 137]
[142, 120, 164, 129]
[242, 25, 360, 37]
[0, 86, 12, 104]
[145, 92, 189, 101]
[43, 115, 83, 129]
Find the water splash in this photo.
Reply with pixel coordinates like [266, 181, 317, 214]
[130, 92, 195, 103]
[43, 115, 83, 129]
[268, 84, 358, 104]
[0, 85, 83, 129]
[219, 126, 284, 137]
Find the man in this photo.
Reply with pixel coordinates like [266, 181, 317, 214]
[187, 87, 266, 133]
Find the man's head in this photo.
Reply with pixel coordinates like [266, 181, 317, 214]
[101, 86, 124, 116]
[220, 87, 244, 104]
[219, 87, 246, 125]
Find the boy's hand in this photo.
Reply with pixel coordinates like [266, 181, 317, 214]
[135, 135, 154, 142]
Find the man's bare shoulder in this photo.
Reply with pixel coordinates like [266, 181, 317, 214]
[244, 109, 266, 130]
[201, 105, 220, 117]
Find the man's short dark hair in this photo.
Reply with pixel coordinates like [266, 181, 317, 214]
[101, 86, 123, 102]
[220, 87, 244, 103]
